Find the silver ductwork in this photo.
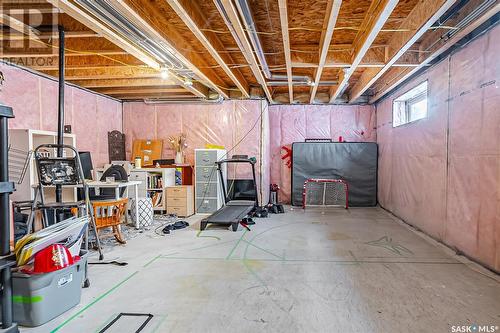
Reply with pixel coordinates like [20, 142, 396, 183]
[268, 81, 338, 86]
[144, 96, 224, 105]
[233, 0, 313, 85]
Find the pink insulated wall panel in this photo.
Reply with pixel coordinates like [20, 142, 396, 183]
[122, 100, 270, 204]
[376, 25, 500, 272]
[0, 62, 122, 168]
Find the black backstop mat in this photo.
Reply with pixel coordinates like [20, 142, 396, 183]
[291, 142, 378, 206]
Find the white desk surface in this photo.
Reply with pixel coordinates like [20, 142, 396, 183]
[84, 180, 142, 188]
[32, 181, 142, 188]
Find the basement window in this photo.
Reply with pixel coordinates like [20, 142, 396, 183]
[392, 81, 428, 127]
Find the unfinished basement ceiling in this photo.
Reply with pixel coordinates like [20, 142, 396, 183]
[0, 0, 498, 104]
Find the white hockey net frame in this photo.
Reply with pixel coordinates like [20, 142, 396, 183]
[302, 179, 349, 209]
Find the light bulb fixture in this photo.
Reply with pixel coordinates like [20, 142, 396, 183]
[184, 78, 193, 86]
[160, 68, 170, 80]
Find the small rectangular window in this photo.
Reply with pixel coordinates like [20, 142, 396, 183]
[392, 81, 428, 127]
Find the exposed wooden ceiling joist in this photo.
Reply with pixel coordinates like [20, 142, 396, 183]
[214, 0, 273, 102]
[70, 78, 178, 88]
[0, 50, 128, 58]
[369, 1, 500, 103]
[309, 0, 342, 104]
[0, 13, 41, 40]
[95, 87, 190, 95]
[278, 0, 293, 103]
[1, 8, 61, 15]
[348, 0, 458, 102]
[0, 31, 100, 40]
[329, 0, 400, 103]
[167, 0, 250, 98]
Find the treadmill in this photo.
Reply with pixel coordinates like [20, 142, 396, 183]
[200, 156, 258, 232]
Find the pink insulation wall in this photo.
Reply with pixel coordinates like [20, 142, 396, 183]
[0, 63, 122, 167]
[376, 25, 500, 272]
[269, 104, 377, 202]
[123, 100, 270, 204]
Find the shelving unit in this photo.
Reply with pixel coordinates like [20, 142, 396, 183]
[128, 168, 175, 211]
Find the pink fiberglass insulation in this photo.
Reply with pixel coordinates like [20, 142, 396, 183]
[122, 100, 270, 204]
[0, 62, 122, 168]
[269, 104, 377, 203]
[376, 25, 500, 272]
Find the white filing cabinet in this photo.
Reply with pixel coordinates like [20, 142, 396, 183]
[128, 168, 175, 211]
[194, 149, 226, 214]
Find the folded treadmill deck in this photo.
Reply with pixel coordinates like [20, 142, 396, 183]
[200, 201, 254, 232]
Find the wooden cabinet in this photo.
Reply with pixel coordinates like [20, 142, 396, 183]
[166, 185, 194, 217]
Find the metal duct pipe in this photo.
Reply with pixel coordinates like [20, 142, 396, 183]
[75, 0, 187, 70]
[144, 96, 224, 104]
[234, 0, 312, 83]
[268, 80, 338, 86]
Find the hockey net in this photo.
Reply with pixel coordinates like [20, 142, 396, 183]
[302, 179, 348, 209]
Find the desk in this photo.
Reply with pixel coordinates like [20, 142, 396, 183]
[32, 180, 143, 229]
[84, 181, 142, 229]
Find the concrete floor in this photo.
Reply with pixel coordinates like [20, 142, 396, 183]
[24, 207, 500, 333]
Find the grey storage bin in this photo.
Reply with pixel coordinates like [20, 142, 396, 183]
[8, 250, 88, 327]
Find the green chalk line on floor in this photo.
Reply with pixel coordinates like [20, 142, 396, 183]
[143, 254, 163, 268]
[50, 271, 139, 333]
[225, 230, 248, 260]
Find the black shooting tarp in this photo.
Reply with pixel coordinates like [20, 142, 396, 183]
[291, 142, 378, 206]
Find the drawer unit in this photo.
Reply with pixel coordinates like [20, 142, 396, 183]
[195, 198, 219, 214]
[195, 182, 218, 198]
[195, 150, 218, 166]
[195, 166, 217, 183]
[194, 149, 227, 214]
[166, 185, 193, 217]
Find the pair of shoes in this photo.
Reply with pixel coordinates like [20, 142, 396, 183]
[162, 221, 189, 234]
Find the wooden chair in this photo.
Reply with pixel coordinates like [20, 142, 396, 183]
[92, 198, 128, 244]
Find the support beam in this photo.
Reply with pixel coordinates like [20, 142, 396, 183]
[0, 50, 128, 58]
[95, 87, 190, 95]
[369, 1, 500, 103]
[309, 0, 342, 104]
[214, 0, 273, 102]
[0, 13, 41, 40]
[329, 0, 399, 103]
[167, 0, 249, 97]
[0, 31, 100, 40]
[0, 8, 61, 15]
[278, 0, 293, 103]
[293, 61, 422, 68]
[348, 0, 457, 102]
[71, 78, 178, 88]
[41, 66, 159, 80]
